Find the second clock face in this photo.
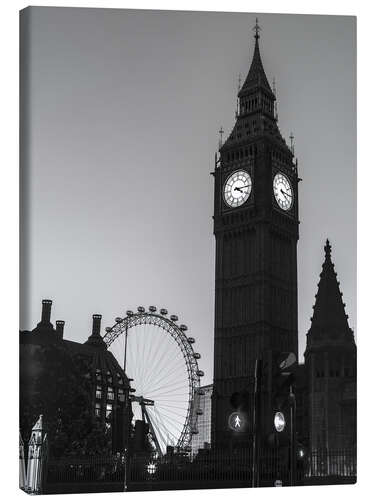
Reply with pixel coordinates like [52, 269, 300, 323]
[223, 170, 252, 208]
[273, 172, 293, 210]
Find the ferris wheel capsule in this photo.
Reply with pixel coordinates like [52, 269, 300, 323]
[115, 317, 123, 323]
[187, 337, 195, 344]
[180, 324, 188, 331]
[170, 315, 178, 322]
[105, 327, 112, 333]
[196, 408, 203, 415]
[160, 308, 168, 315]
[193, 353, 201, 359]
[126, 310, 134, 316]
[196, 370, 204, 377]
[137, 306, 145, 313]
[149, 306, 157, 312]
[191, 429, 199, 435]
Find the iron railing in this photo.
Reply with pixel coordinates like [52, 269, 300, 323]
[44, 448, 356, 493]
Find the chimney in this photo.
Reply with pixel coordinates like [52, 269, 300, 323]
[41, 300, 52, 324]
[85, 314, 106, 348]
[56, 320, 65, 339]
[92, 314, 102, 336]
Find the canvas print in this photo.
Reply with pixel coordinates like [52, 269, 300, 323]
[19, 7, 356, 493]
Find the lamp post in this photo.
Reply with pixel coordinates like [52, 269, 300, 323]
[289, 388, 296, 486]
[122, 323, 129, 493]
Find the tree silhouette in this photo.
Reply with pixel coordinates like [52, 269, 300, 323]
[20, 342, 112, 457]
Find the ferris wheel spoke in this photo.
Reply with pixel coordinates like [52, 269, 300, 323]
[151, 412, 178, 448]
[156, 405, 188, 420]
[156, 399, 188, 408]
[137, 327, 147, 390]
[156, 406, 186, 424]
[147, 410, 170, 448]
[141, 345, 179, 391]
[145, 365, 187, 394]
[154, 414, 182, 436]
[147, 384, 189, 398]
[152, 409, 179, 443]
[155, 411, 185, 436]
[146, 341, 183, 377]
[158, 404, 188, 418]
[147, 356, 187, 385]
[143, 326, 158, 379]
[141, 324, 153, 387]
[146, 363, 186, 392]
[146, 380, 189, 395]
[143, 332, 176, 383]
[151, 391, 189, 398]
[153, 332, 182, 371]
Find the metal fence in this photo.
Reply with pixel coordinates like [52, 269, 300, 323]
[44, 448, 356, 493]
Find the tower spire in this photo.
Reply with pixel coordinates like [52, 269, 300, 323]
[306, 240, 354, 350]
[239, 18, 272, 96]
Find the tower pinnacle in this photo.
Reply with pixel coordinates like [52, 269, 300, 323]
[252, 17, 261, 41]
[324, 238, 332, 259]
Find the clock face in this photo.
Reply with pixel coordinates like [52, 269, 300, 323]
[273, 172, 293, 211]
[223, 170, 252, 208]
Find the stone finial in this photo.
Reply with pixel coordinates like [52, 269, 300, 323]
[324, 239, 332, 259]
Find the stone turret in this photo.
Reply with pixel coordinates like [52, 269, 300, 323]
[304, 240, 356, 458]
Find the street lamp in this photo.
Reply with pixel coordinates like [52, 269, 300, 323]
[146, 462, 157, 476]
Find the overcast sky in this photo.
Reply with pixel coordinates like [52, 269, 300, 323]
[21, 7, 356, 384]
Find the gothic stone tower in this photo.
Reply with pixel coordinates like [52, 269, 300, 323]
[211, 22, 299, 448]
[304, 240, 356, 453]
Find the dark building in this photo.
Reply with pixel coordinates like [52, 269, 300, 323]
[20, 300, 132, 454]
[304, 240, 356, 453]
[211, 21, 299, 448]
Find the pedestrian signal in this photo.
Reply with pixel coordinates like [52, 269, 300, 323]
[228, 411, 247, 432]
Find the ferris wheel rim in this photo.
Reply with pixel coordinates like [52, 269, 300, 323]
[102, 310, 201, 451]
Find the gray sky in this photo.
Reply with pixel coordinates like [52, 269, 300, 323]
[22, 7, 356, 384]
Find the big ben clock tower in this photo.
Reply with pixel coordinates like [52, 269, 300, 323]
[211, 20, 299, 448]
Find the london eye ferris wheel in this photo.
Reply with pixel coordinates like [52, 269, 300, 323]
[102, 306, 204, 456]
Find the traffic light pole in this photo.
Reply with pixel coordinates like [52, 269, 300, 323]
[251, 359, 262, 488]
[289, 386, 296, 486]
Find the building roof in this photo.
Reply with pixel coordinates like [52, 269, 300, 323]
[305, 240, 355, 353]
[20, 301, 130, 387]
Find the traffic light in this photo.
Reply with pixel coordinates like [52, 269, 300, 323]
[228, 389, 249, 432]
[270, 351, 298, 486]
[271, 351, 297, 425]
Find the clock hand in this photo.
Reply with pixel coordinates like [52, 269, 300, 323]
[234, 184, 251, 192]
[281, 189, 291, 198]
